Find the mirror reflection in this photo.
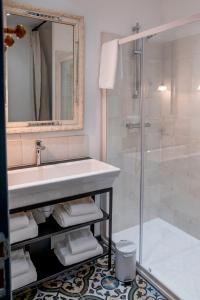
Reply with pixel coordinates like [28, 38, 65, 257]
[7, 14, 74, 122]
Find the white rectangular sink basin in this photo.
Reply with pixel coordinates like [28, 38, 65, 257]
[8, 159, 120, 210]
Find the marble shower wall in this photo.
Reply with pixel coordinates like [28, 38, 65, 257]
[109, 31, 200, 239]
[157, 33, 200, 239]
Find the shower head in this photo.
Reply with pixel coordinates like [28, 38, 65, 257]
[132, 22, 141, 33]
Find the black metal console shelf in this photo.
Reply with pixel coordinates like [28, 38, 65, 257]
[10, 187, 112, 214]
[11, 210, 109, 251]
[13, 239, 108, 295]
[10, 187, 113, 295]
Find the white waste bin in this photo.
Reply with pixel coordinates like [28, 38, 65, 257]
[115, 240, 137, 283]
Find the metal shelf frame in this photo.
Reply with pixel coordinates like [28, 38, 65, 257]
[10, 187, 113, 296]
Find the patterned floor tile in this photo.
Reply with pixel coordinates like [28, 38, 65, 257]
[14, 256, 167, 300]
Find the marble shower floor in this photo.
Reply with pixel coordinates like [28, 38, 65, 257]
[14, 255, 166, 300]
[113, 218, 200, 300]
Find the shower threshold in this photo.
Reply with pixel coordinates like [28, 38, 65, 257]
[113, 218, 200, 300]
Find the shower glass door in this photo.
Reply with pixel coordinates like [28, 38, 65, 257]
[142, 20, 200, 300]
[106, 34, 142, 259]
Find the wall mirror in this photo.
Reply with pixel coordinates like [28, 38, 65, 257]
[4, 1, 84, 133]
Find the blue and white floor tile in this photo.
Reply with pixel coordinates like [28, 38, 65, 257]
[14, 256, 167, 300]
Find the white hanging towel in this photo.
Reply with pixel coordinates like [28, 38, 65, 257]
[67, 227, 98, 255]
[63, 197, 98, 216]
[99, 39, 119, 89]
[10, 212, 29, 232]
[11, 249, 29, 278]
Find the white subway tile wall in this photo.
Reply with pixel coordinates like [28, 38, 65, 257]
[7, 135, 89, 168]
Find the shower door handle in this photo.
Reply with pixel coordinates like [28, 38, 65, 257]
[126, 122, 151, 129]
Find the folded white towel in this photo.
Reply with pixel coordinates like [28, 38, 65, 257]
[11, 249, 29, 278]
[38, 205, 55, 218]
[32, 208, 46, 224]
[10, 212, 38, 244]
[54, 240, 103, 266]
[67, 227, 98, 255]
[10, 212, 29, 232]
[63, 197, 98, 216]
[52, 205, 103, 228]
[99, 39, 119, 89]
[12, 252, 37, 291]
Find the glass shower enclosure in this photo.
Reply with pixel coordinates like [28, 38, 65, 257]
[103, 15, 200, 300]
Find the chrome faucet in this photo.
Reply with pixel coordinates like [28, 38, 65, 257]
[36, 140, 46, 166]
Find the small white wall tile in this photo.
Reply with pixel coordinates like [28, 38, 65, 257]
[42, 136, 69, 163]
[7, 140, 23, 168]
[21, 139, 36, 166]
[67, 135, 89, 159]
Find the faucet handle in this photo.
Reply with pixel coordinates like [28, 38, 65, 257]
[36, 140, 46, 150]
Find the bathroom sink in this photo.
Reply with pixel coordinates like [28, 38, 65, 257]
[8, 159, 120, 210]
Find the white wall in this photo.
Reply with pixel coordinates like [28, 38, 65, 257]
[11, 0, 162, 159]
[161, 0, 200, 22]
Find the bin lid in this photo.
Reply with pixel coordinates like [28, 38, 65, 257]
[116, 240, 137, 254]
